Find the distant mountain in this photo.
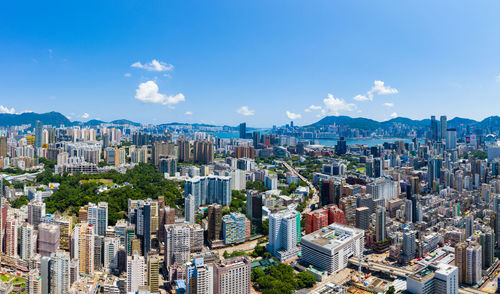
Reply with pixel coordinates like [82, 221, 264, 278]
[308, 115, 490, 130]
[110, 119, 140, 126]
[310, 116, 381, 130]
[0, 111, 72, 127]
[82, 119, 106, 126]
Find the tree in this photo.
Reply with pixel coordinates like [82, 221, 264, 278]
[262, 219, 269, 235]
[386, 286, 396, 294]
[297, 271, 316, 288]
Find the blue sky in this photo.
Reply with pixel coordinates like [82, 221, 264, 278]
[1, 1, 500, 127]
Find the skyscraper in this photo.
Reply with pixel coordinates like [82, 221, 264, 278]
[430, 115, 438, 142]
[20, 222, 35, 259]
[185, 194, 195, 224]
[222, 212, 247, 245]
[402, 230, 416, 264]
[49, 251, 71, 294]
[78, 222, 95, 275]
[127, 253, 146, 293]
[164, 224, 191, 267]
[355, 207, 370, 231]
[87, 202, 108, 236]
[239, 123, 246, 139]
[375, 207, 386, 243]
[465, 244, 482, 285]
[440, 115, 447, 141]
[246, 191, 262, 235]
[455, 242, 467, 284]
[187, 256, 213, 294]
[446, 128, 457, 150]
[268, 209, 300, 262]
[208, 204, 223, 244]
[35, 120, 43, 149]
[148, 255, 160, 293]
[28, 199, 46, 229]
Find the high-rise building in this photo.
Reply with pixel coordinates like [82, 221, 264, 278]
[455, 242, 467, 284]
[301, 224, 364, 274]
[127, 253, 146, 293]
[404, 199, 413, 223]
[148, 255, 160, 294]
[434, 263, 458, 294]
[193, 140, 214, 164]
[38, 222, 60, 257]
[164, 224, 191, 268]
[305, 210, 329, 235]
[440, 115, 447, 141]
[131, 199, 153, 256]
[480, 230, 494, 270]
[20, 222, 35, 259]
[159, 156, 177, 176]
[103, 237, 120, 272]
[185, 194, 195, 224]
[87, 202, 108, 236]
[402, 230, 416, 264]
[35, 120, 43, 149]
[465, 244, 482, 285]
[234, 145, 255, 159]
[55, 216, 72, 251]
[0, 136, 7, 157]
[239, 123, 246, 139]
[252, 131, 260, 148]
[375, 207, 386, 243]
[465, 215, 473, 238]
[27, 269, 42, 294]
[430, 115, 438, 142]
[222, 212, 247, 245]
[214, 256, 251, 294]
[355, 207, 370, 231]
[446, 128, 457, 150]
[208, 204, 223, 243]
[49, 250, 71, 294]
[268, 209, 301, 262]
[177, 137, 191, 162]
[28, 200, 46, 229]
[4, 216, 18, 257]
[246, 192, 262, 235]
[185, 176, 232, 208]
[187, 256, 214, 294]
[78, 222, 95, 275]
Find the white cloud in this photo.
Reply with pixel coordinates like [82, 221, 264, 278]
[368, 80, 398, 100]
[131, 59, 174, 72]
[124, 73, 132, 77]
[286, 111, 302, 120]
[82, 113, 89, 119]
[0, 105, 15, 114]
[236, 106, 255, 116]
[496, 75, 500, 82]
[353, 94, 369, 101]
[304, 105, 322, 112]
[320, 94, 357, 116]
[383, 102, 394, 108]
[135, 81, 185, 107]
[185, 111, 193, 115]
[355, 80, 399, 101]
[390, 112, 398, 118]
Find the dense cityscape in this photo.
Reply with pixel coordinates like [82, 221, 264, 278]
[0, 113, 498, 294]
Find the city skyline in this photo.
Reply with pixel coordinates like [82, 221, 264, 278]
[2, 1, 500, 127]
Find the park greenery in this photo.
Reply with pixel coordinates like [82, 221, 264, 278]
[37, 163, 183, 225]
[252, 263, 316, 294]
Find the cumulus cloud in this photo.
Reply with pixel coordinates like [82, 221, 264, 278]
[131, 59, 174, 72]
[185, 111, 193, 115]
[320, 94, 357, 116]
[236, 106, 255, 116]
[390, 112, 398, 118]
[135, 81, 185, 107]
[0, 105, 15, 114]
[353, 94, 370, 101]
[82, 113, 89, 119]
[124, 73, 132, 77]
[383, 102, 394, 108]
[304, 105, 322, 112]
[286, 111, 302, 120]
[354, 80, 398, 101]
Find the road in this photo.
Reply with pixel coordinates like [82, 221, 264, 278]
[347, 257, 415, 278]
[279, 160, 319, 214]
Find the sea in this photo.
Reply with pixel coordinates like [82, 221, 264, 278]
[213, 131, 412, 147]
